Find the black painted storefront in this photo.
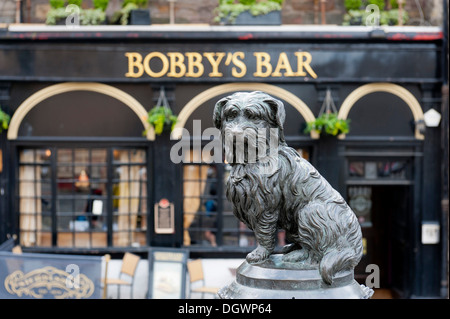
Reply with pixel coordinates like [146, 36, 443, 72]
[0, 25, 447, 298]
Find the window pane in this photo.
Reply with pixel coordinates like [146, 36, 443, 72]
[348, 160, 409, 180]
[57, 232, 73, 247]
[113, 149, 147, 247]
[349, 161, 365, 177]
[91, 149, 107, 163]
[74, 148, 89, 164]
[38, 232, 52, 247]
[183, 161, 218, 247]
[18, 149, 49, 247]
[36, 149, 52, 163]
[57, 149, 72, 164]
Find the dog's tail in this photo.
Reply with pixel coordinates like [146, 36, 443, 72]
[319, 206, 363, 285]
[319, 246, 361, 285]
[298, 200, 363, 285]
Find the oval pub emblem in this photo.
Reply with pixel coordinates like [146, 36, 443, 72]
[4, 266, 95, 299]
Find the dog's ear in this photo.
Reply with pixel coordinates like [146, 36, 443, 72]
[264, 96, 286, 129]
[213, 96, 230, 129]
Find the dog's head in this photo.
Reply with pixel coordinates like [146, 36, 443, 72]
[213, 91, 286, 164]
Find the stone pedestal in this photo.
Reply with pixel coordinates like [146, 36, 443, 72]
[218, 255, 374, 299]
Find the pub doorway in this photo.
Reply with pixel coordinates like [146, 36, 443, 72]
[346, 158, 415, 299]
[351, 185, 412, 298]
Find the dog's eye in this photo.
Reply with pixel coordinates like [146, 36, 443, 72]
[225, 109, 239, 121]
[244, 110, 259, 120]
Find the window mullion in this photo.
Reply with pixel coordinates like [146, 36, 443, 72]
[51, 147, 58, 247]
[106, 148, 113, 247]
[127, 151, 131, 246]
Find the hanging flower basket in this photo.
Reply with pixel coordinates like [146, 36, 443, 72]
[146, 106, 178, 135]
[144, 87, 177, 136]
[304, 112, 350, 137]
[304, 88, 350, 138]
[0, 106, 10, 133]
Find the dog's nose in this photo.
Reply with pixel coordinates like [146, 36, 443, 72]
[228, 127, 242, 135]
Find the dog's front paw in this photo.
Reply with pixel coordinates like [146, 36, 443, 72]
[246, 245, 270, 264]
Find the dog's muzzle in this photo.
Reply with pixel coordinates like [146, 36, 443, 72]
[223, 126, 279, 166]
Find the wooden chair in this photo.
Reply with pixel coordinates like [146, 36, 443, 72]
[12, 245, 22, 254]
[187, 259, 219, 299]
[105, 252, 141, 299]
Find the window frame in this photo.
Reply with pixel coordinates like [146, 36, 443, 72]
[10, 138, 152, 253]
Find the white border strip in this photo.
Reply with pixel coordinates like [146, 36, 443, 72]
[6, 24, 442, 34]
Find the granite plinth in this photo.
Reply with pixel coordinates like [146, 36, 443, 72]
[218, 254, 374, 299]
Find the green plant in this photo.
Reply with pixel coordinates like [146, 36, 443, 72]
[49, 0, 65, 9]
[367, 0, 385, 10]
[67, 0, 83, 6]
[304, 112, 350, 137]
[145, 106, 178, 135]
[111, 2, 138, 25]
[239, 0, 256, 5]
[342, 9, 364, 25]
[382, 8, 408, 25]
[46, 7, 70, 24]
[46, 7, 106, 25]
[390, 0, 399, 9]
[122, 0, 148, 8]
[93, 0, 109, 11]
[342, 7, 408, 26]
[214, 0, 284, 24]
[344, 0, 362, 11]
[80, 8, 106, 25]
[0, 106, 10, 133]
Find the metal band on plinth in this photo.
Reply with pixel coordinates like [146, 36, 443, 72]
[218, 255, 374, 299]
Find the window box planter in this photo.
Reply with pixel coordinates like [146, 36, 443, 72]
[230, 10, 281, 25]
[214, 0, 284, 26]
[128, 9, 151, 25]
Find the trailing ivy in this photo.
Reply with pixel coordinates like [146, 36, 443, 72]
[342, 8, 408, 26]
[342, 0, 408, 26]
[110, 3, 139, 25]
[46, 7, 106, 25]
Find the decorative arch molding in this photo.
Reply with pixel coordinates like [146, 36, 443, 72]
[338, 83, 425, 140]
[172, 82, 319, 139]
[7, 82, 154, 140]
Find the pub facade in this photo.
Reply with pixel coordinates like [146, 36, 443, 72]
[0, 24, 447, 298]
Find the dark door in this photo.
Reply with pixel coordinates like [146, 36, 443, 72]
[350, 185, 411, 298]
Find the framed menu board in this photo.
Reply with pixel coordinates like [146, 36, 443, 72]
[147, 248, 188, 299]
[154, 198, 175, 234]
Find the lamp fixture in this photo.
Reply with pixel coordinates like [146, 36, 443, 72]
[75, 169, 90, 189]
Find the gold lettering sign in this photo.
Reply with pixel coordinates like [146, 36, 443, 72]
[4, 266, 95, 299]
[125, 51, 317, 79]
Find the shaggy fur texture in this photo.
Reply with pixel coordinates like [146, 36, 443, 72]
[213, 91, 363, 285]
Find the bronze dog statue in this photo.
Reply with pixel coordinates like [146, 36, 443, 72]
[213, 91, 363, 285]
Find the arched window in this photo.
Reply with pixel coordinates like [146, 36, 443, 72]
[13, 83, 151, 249]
